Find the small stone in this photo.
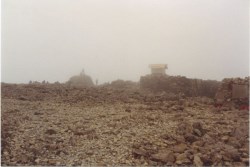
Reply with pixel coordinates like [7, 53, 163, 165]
[148, 160, 158, 166]
[224, 161, 233, 166]
[47, 159, 57, 165]
[173, 143, 187, 153]
[18, 96, 28, 100]
[221, 107, 230, 111]
[221, 136, 229, 142]
[200, 154, 212, 166]
[192, 122, 203, 131]
[193, 155, 203, 167]
[175, 136, 186, 143]
[175, 153, 191, 165]
[185, 133, 197, 143]
[151, 151, 175, 163]
[212, 153, 222, 163]
[29, 140, 35, 145]
[223, 145, 240, 161]
[125, 108, 131, 112]
[34, 111, 43, 115]
[192, 140, 204, 147]
[45, 129, 57, 135]
[179, 99, 186, 105]
[242, 152, 249, 158]
[3, 151, 9, 156]
[232, 126, 249, 140]
[178, 106, 185, 111]
[227, 137, 242, 148]
[239, 148, 248, 154]
[233, 162, 247, 167]
[193, 129, 202, 137]
[185, 150, 194, 160]
[132, 148, 148, 158]
[35, 158, 40, 164]
[241, 158, 249, 164]
[86, 150, 94, 156]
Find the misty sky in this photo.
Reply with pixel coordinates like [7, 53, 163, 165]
[2, 0, 249, 84]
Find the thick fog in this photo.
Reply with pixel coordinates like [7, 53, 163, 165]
[2, 0, 249, 84]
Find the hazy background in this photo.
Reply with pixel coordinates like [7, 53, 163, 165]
[2, 0, 249, 84]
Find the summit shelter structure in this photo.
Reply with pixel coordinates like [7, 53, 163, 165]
[149, 64, 168, 75]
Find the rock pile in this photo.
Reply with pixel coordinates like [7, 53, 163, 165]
[131, 118, 249, 166]
[66, 73, 94, 88]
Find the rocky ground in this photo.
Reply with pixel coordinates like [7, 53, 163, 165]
[1, 83, 249, 166]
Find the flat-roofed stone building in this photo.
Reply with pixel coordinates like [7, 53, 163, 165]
[149, 64, 168, 75]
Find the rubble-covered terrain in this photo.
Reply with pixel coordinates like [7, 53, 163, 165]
[1, 80, 249, 166]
